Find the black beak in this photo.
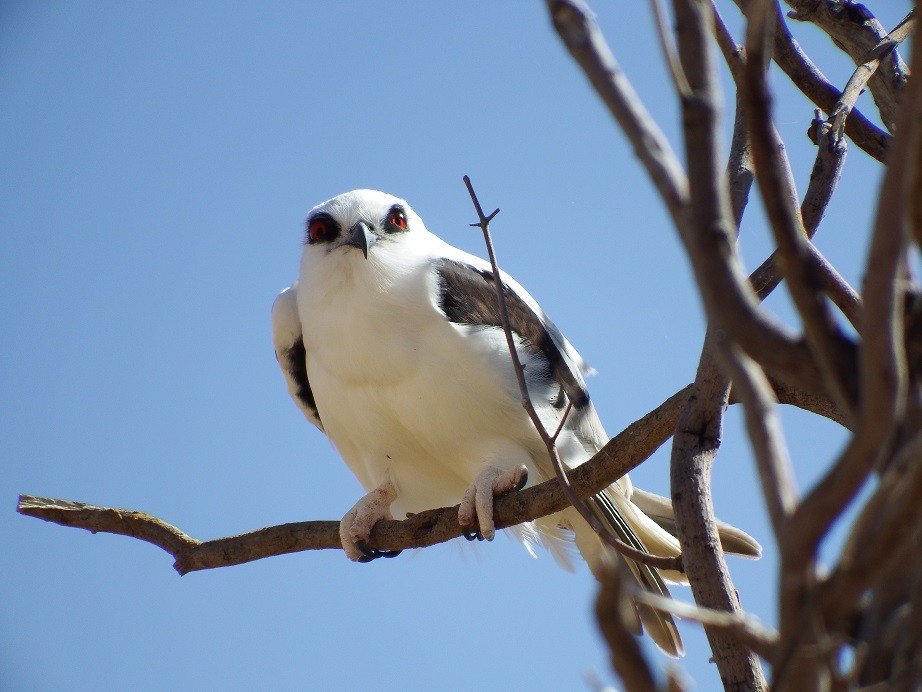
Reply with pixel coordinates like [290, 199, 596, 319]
[343, 221, 373, 259]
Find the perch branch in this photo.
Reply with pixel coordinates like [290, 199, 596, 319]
[18, 383, 694, 575]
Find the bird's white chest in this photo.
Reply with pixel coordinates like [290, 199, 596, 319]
[296, 262, 535, 512]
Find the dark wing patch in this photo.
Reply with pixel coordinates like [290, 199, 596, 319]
[283, 338, 322, 427]
[435, 258, 589, 409]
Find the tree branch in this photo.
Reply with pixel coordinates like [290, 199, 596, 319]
[17, 383, 694, 575]
[744, 0, 859, 423]
[784, 1, 910, 132]
[728, 0, 891, 162]
[667, 1, 767, 687]
[547, 0, 832, 405]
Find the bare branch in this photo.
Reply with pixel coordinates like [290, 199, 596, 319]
[744, 0, 859, 423]
[721, 338, 798, 539]
[714, 10, 860, 331]
[773, 24, 922, 691]
[751, 0, 891, 162]
[17, 380, 696, 574]
[545, 0, 688, 226]
[548, 0, 832, 404]
[805, 240, 863, 329]
[633, 589, 778, 660]
[669, 0, 767, 686]
[651, 0, 692, 97]
[784, 2, 910, 132]
[595, 565, 659, 692]
[821, 432, 922, 629]
[829, 14, 916, 144]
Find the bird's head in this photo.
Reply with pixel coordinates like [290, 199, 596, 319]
[302, 189, 427, 263]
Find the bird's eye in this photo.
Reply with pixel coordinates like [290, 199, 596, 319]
[307, 217, 336, 244]
[387, 207, 408, 231]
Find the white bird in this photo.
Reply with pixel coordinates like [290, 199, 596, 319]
[272, 189, 760, 656]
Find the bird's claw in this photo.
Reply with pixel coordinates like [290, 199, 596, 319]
[340, 480, 399, 562]
[458, 464, 529, 542]
[354, 539, 403, 562]
[461, 525, 485, 541]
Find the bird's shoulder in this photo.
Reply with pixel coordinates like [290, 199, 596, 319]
[430, 250, 593, 409]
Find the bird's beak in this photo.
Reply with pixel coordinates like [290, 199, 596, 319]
[343, 221, 374, 259]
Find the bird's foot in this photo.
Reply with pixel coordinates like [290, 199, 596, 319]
[340, 480, 402, 562]
[458, 465, 529, 541]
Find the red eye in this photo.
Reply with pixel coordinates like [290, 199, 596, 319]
[388, 208, 408, 230]
[308, 217, 332, 243]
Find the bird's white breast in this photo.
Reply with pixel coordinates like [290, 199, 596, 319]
[296, 246, 545, 516]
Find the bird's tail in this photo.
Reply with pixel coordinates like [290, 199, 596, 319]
[559, 486, 762, 658]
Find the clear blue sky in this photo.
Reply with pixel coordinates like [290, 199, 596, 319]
[2, 3, 909, 690]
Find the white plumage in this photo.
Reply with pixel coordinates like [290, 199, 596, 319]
[272, 189, 759, 656]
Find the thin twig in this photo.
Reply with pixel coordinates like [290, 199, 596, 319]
[633, 589, 778, 660]
[462, 175, 681, 573]
[551, 399, 574, 443]
[651, 0, 691, 97]
[785, 1, 910, 132]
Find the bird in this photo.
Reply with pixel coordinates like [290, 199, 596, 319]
[271, 189, 761, 656]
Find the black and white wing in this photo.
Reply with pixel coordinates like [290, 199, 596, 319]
[271, 285, 323, 432]
[433, 256, 684, 656]
[434, 256, 604, 451]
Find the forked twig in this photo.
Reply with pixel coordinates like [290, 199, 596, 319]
[462, 175, 682, 573]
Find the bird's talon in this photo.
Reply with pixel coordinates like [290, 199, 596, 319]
[462, 525, 482, 541]
[511, 469, 529, 492]
[354, 539, 402, 562]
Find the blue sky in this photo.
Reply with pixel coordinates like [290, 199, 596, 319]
[2, 2, 910, 690]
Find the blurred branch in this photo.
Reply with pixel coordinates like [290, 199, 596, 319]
[784, 2, 910, 132]
[634, 587, 778, 660]
[731, 0, 891, 162]
[595, 564, 659, 692]
[712, 10, 861, 330]
[774, 19, 921, 690]
[547, 0, 831, 405]
[743, 0, 859, 423]
[667, 0, 769, 686]
[545, 0, 688, 225]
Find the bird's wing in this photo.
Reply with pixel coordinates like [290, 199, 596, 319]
[433, 256, 606, 452]
[271, 285, 323, 432]
[434, 255, 684, 656]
